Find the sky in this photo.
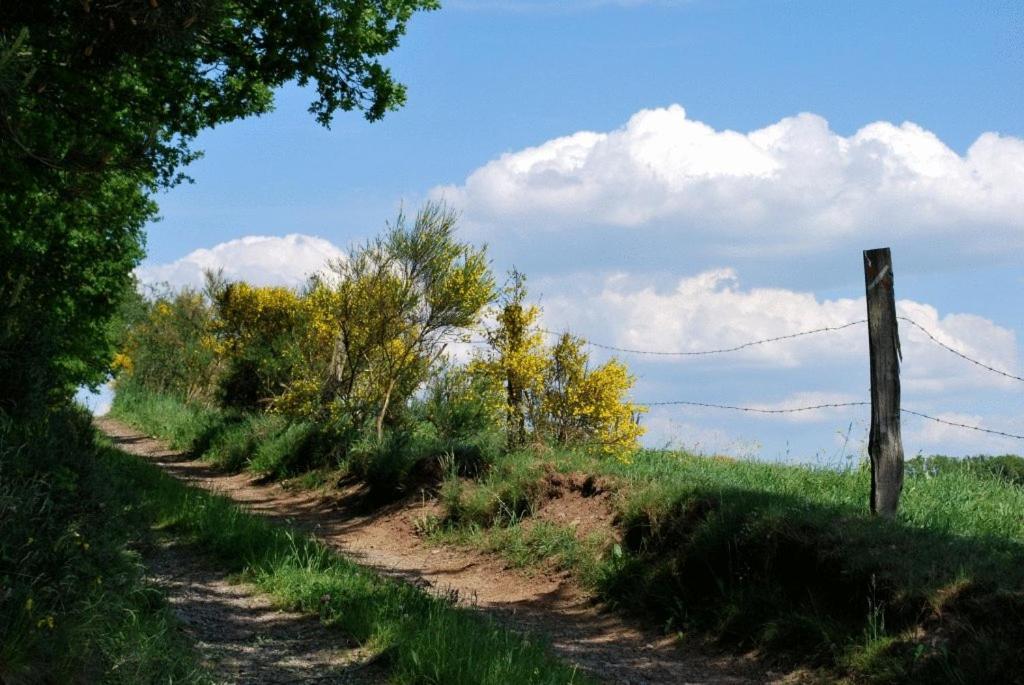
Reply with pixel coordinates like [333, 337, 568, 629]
[99, 0, 1024, 462]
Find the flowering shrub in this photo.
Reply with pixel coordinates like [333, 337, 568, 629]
[469, 271, 548, 448]
[117, 204, 645, 473]
[547, 334, 646, 459]
[117, 288, 217, 401]
[209, 281, 301, 409]
[471, 275, 646, 461]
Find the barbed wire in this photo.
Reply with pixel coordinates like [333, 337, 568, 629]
[640, 399, 1024, 441]
[899, 409, 1024, 441]
[464, 314, 1024, 440]
[469, 320, 868, 356]
[897, 316, 1024, 383]
[538, 321, 868, 356]
[470, 316, 1021, 387]
[643, 399, 871, 414]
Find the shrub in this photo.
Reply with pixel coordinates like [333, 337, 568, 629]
[208, 280, 301, 410]
[117, 287, 218, 402]
[249, 421, 321, 478]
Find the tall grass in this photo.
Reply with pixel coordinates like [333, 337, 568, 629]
[0, 407, 209, 684]
[97, 439, 588, 685]
[439, 446, 1024, 682]
[113, 387, 1024, 683]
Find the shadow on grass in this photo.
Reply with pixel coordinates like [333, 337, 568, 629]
[602, 486, 1024, 683]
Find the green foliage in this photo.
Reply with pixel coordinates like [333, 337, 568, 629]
[313, 202, 496, 439]
[416, 364, 505, 475]
[1, 0, 436, 413]
[102, 436, 589, 685]
[248, 420, 320, 479]
[111, 379, 222, 450]
[0, 408, 208, 683]
[117, 287, 218, 401]
[440, 450, 549, 528]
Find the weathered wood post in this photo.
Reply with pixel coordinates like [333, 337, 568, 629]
[863, 247, 904, 517]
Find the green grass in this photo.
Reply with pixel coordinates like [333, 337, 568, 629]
[96, 435, 589, 685]
[111, 382, 321, 475]
[112, 387, 1024, 683]
[0, 407, 210, 684]
[427, 518, 607, 587]
[437, 446, 1024, 682]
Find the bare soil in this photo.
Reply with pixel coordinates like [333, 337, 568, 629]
[147, 541, 386, 684]
[531, 470, 619, 543]
[100, 417, 794, 685]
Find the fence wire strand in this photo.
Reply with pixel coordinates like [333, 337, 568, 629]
[898, 316, 1024, 383]
[899, 409, 1024, 441]
[641, 400, 1024, 441]
[643, 400, 871, 414]
[467, 313, 1024, 441]
[536, 320, 868, 356]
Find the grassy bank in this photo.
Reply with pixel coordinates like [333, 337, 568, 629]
[434, 447, 1024, 682]
[0, 407, 210, 684]
[98, 416, 588, 684]
[111, 388, 1024, 684]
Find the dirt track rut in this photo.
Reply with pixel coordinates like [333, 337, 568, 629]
[100, 417, 784, 685]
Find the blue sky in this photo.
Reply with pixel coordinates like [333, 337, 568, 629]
[120, 0, 1024, 462]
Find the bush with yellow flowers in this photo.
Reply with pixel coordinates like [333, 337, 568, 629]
[208, 281, 301, 409]
[116, 287, 218, 402]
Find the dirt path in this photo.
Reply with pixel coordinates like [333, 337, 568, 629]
[100, 417, 784, 685]
[147, 541, 386, 684]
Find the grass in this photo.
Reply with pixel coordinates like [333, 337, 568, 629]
[111, 383, 319, 475]
[535, 449, 1024, 681]
[95, 433, 589, 685]
[0, 407, 211, 684]
[112, 387, 1024, 683]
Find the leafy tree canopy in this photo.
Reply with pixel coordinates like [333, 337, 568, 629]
[0, 0, 437, 414]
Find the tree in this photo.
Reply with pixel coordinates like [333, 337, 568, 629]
[0, 0, 437, 414]
[116, 287, 218, 401]
[540, 333, 646, 460]
[470, 271, 548, 448]
[312, 203, 495, 440]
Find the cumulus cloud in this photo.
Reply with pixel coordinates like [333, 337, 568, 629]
[539, 269, 1020, 393]
[137, 234, 345, 290]
[434, 105, 1024, 259]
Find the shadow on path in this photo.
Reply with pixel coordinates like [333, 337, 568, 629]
[147, 540, 387, 685]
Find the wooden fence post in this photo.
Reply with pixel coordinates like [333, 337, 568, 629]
[863, 247, 904, 517]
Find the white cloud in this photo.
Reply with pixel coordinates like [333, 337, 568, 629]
[903, 410, 1023, 455]
[137, 234, 345, 290]
[641, 410, 763, 457]
[539, 269, 1020, 393]
[434, 105, 1024, 258]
